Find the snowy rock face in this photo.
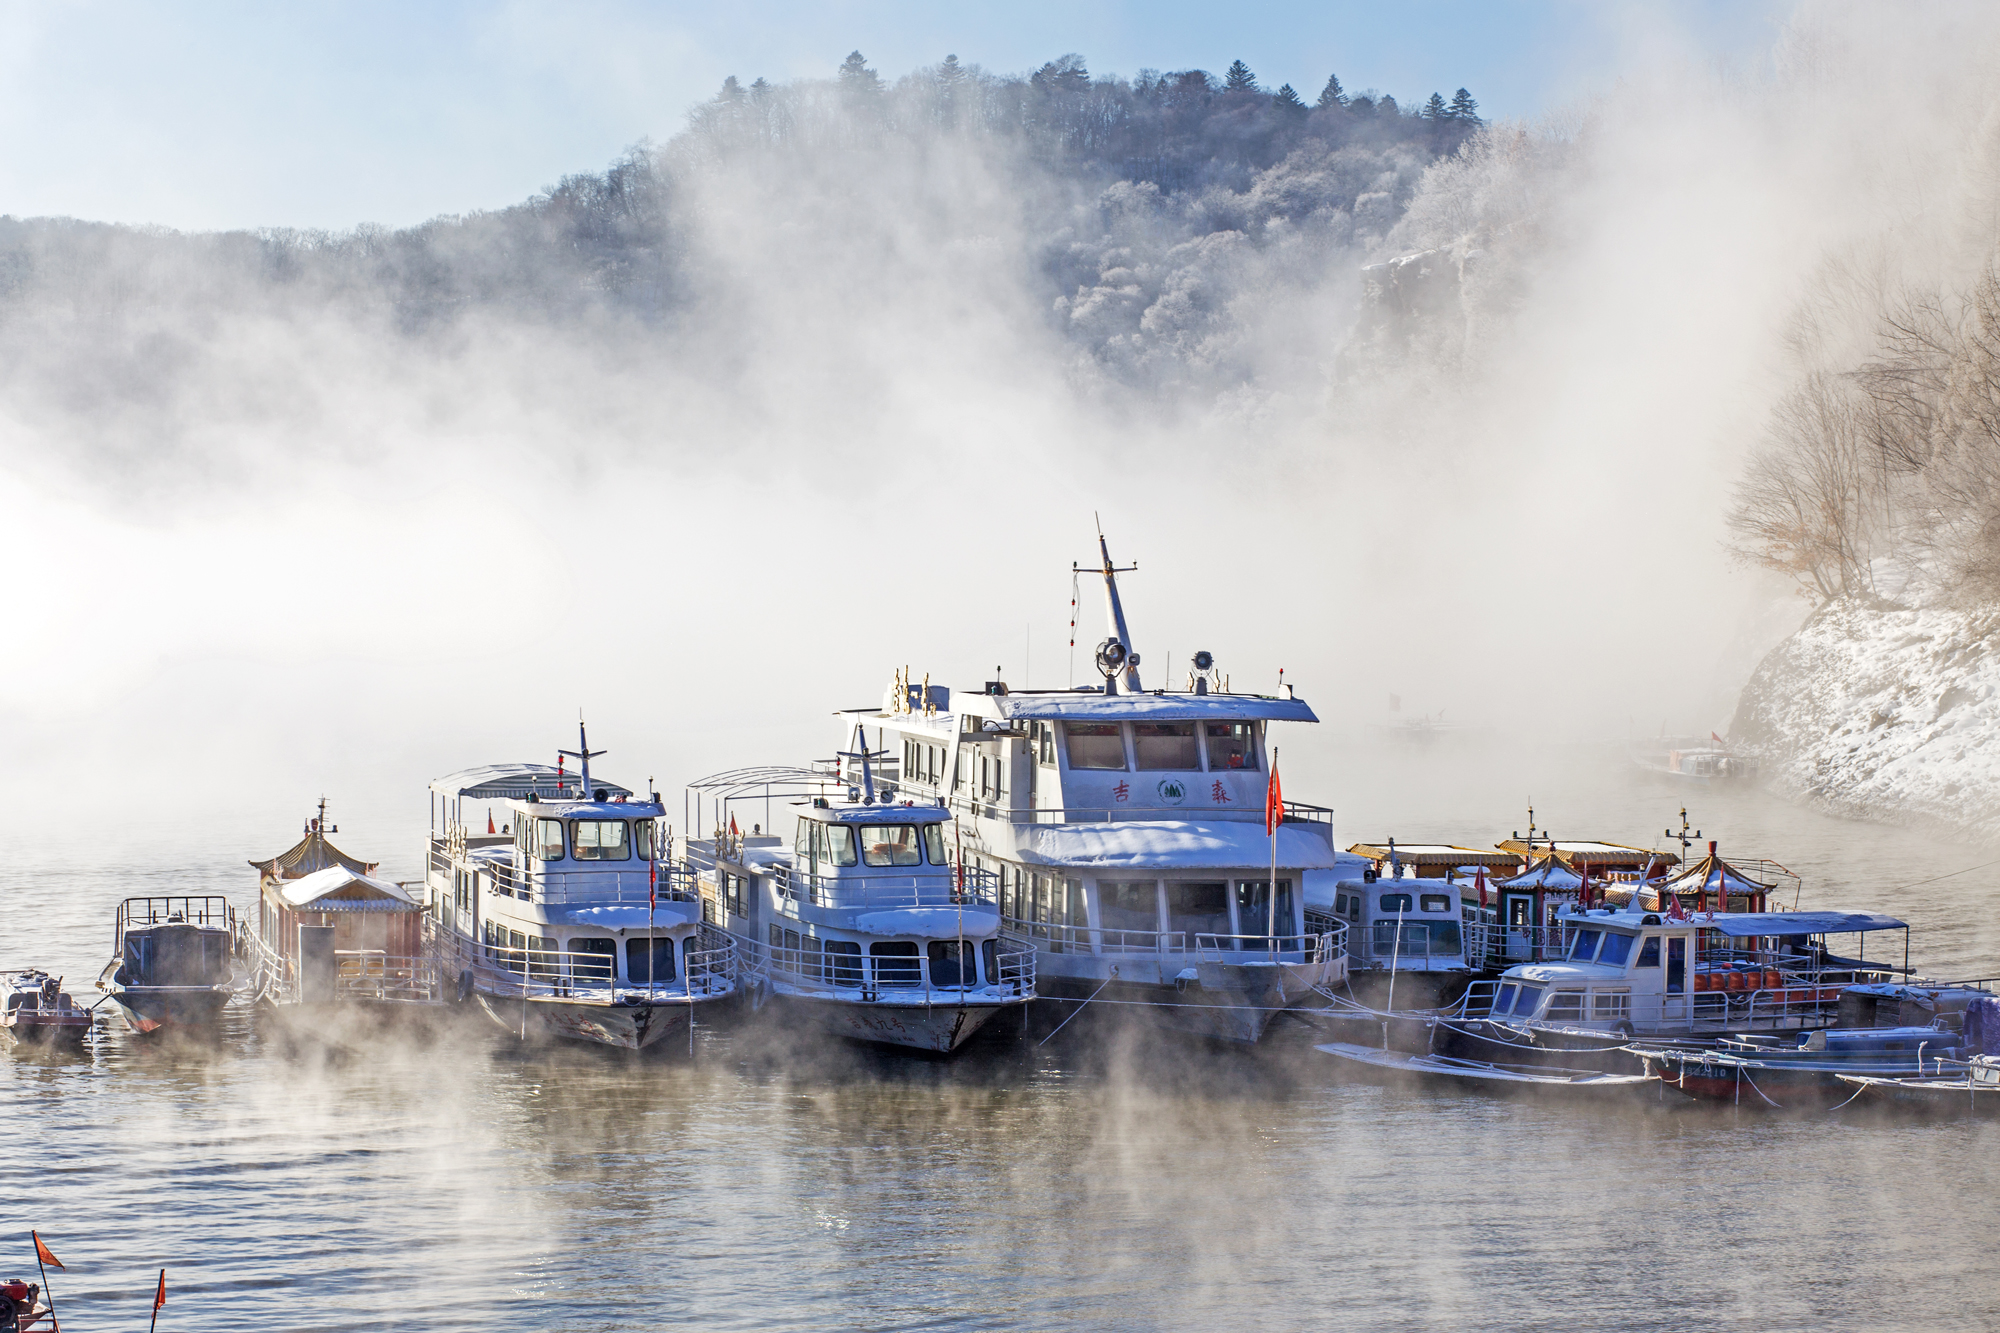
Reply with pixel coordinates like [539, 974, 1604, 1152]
[1733, 601, 2000, 835]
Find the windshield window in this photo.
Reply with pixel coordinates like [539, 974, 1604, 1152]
[870, 941, 921, 987]
[810, 823, 858, 868]
[1167, 881, 1231, 938]
[1598, 933, 1634, 967]
[1065, 722, 1127, 770]
[636, 821, 655, 860]
[1420, 894, 1452, 913]
[1379, 893, 1413, 914]
[535, 818, 565, 861]
[625, 937, 676, 984]
[1099, 881, 1159, 933]
[1637, 936, 1661, 967]
[571, 820, 630, 861]
[1493, 983, 1519, 1015]
[1204, 722, 1257, 770]
[920, 823, 946, 864]
[1569, 929, 1601, 962]
[861, 825, 924, 867]
[928, 939, 974, 988]
[1511, 985, 1545, 1017]
[1133, 722, 1199, 769]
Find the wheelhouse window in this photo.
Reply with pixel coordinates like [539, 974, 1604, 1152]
[1132, 722, 1199, 770]
[1098, 881, 1160, 933]
[824, 940, 862, 986]
[1379, 893, 1413, 914]
[1419, 894, 1452, 914]
[1065, 722, 1127, 770]
[626, 937, 676, 984]
[803, 822, 857, 868]
[1592, 991, 1631, 1019]
[1598, 933, 1634, 968]
[535, 818, 565, 861]
[571, 820, 631, 861]
[1545, 990, 1585, 1021]
[1235, 879, 1295, 942]
[636, 821, 656, 860]
[1511, 984, 1545, 1016]
[1168, 882, 1231, 939]
[1636, 936, 1661, 967]
[921, 824, 946, 865]
[1204, 722, 1257, 770]
[1492, 982, 1518, 1015]
[569, 937, 616, 983]
[861, 825, 924, 867]
[1568, 929, 1601, 962]
[928, 940, 974, 988]
[870, 941, 921, 987]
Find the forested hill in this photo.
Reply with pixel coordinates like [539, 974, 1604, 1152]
[0, 51, 1484, 417]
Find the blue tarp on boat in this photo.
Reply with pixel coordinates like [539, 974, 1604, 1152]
[1703, 911, 1906, 936]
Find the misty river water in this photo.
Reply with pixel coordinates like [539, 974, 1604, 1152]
[7, 741, 2000, 1332]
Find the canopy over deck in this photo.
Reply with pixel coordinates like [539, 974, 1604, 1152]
[1658, 851, 1776, 897]
[1494, 857, 1586, 891]
[1348, 843, 1522, 868]
[990, 693, 1318, 724]
[271, 865, 421, 912]
[1705, 910, 1906, 936]
[1494, 839, 1675, 869]
[250, 828, 377, 879]
[431, 764, 633, 801]
[1019, 820, 1339, 871]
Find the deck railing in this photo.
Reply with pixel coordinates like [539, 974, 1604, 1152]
[1457, 976, 1857, 1032]
[745, 932, 1034, 1001]
[949, 797, 1336, 827]
[1462, 921, 1573, 968]
[437, 925, 739, 1002]
[429, 839, 701, 908]
[1001, 917, 1344, 963]
[244, 931, 444, 1005]
[771, 865, 999, 911]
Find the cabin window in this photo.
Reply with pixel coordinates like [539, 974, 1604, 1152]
[1568, 929, 1602, 962]
[1379, 893, 1413, 914]
[625, 938, 675, 985]
[636, 821, 656, 860]
[928, 940, 974, 988]
[571, 820, 631, 861]
[1066, 878, 1087, 929]
[1419, 894, 1452, 914]
[870, 941, 921, 987]
[1204, 722, 1257, 770]
[570, 937, 616, 983]
[1099, 881, 1160, 934]
[1666, 938, 1686, 994]
[1168, 882, 1231, 941]
[1334, 892, 1349, 916]
[1636, 936, 1661, 967]
[824, 940, 862, 986]
[1592, 990, 1631, 1019]
[1036, 722, 1057, 766]
[1493, 983, 1519, 1015]
[1065, 722, 1127, 770]
[1598, 934, 1635, 968]
[981, 938, 999, 986]
[861, 825, 924, 868]
[921, 824, 946, 865]
[1132, 722, 1199, 769]
[1545, 990, 1585, 1021]
[1235, 879, 1295, 942]
[535, 818, 565, 861]
[1510, 985, 1544, 1016]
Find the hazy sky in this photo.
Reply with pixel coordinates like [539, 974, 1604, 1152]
[0, 0, 1784, 231]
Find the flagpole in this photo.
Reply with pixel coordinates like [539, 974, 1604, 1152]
[31, 1231, 58, 1333]
[150, 1269, 166, 1332]
[1267, 747, 1279, 956]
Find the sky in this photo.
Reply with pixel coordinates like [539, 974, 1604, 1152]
[0, 0, 1787, 231]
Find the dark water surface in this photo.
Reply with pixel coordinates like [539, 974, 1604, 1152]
[7, 744, 2000, 1331]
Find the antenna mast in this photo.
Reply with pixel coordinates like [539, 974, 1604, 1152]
[559, 716, 608, 798]
[1077, 518, 1141, 694]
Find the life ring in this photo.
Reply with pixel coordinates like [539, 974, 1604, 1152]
[1612, 1019, 1636, 1039]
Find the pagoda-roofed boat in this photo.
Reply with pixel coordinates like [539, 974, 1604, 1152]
[1321, 841, 1525, 1007]
[426, 727, 740, 1051]
[1433, 902, 1914, 1072]
[1, 971, 89, 1047]
[244, 803, 443, 1024]
[685, 752, 1034, 1055]
[837, 533, 1347, 1044]
[95, 896, 241, 1034]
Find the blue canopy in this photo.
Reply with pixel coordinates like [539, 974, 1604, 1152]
[1705, 910, 1905, 937]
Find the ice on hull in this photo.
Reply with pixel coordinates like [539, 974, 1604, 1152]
[476, 992, 689, 1051]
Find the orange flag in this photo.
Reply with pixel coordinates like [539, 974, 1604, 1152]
[32, 1231, 62, 1270]
[155, 1268, 167, 1312]
[1264, 763, 1283, 836]
[487, 812, 496, 835]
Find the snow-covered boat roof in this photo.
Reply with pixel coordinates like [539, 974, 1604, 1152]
[273, 865, 421, 911]
[813, 801, 952, 826]
[430, 764, 633, 800]
[250, 828, 377, 879]
[1494, 839, 1670, 867]
[1017, 820, 1340, 870]
[988, 692, 1318, 724]
[1348, 843, 1522, 867]
[1706, 910, 1906, 936]
[1659, 853, 1775, 894]
[1495, 858, 1586, 890]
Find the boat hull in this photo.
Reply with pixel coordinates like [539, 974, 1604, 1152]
[769, 990, 1016, 1054]
[1, 1011, 91, 1047]
[1836, 1075, 2000, 1115]
[1316, 1041, 1674, 1102]
[1641, 1050, 1957, 1109]
[1036, 956, 1331, 1045]
[474, 990, 712, 1051]
[107, 985, 233, 1035]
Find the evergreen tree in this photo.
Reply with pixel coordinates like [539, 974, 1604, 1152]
[838, 50, 881, 93]
[939, 54, 965, 87]
[1032, 53, 1090, 95]
[1316, 74, 1347, 109]
[1422, 91, 1447, 120]
[1448, 87, 1480, 123]
[1273, 83, 1306, 115]
[1377, 93, 1400, 117]
[1223, 60, 1258, 94]
[718, 75, 747, 104]
[749, 77, 771, 99]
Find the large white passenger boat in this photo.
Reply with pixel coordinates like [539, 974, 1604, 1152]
[685, 758, 1035, 1055]
[426, 728, 739, 1051]
[853, 536, 1347, 1043]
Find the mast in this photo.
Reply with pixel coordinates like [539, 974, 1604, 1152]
[559, 718, 607, 798]
[1077, 526, 1141, 694]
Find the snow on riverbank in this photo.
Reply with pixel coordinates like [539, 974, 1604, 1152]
[1733, 599, 2000, 837]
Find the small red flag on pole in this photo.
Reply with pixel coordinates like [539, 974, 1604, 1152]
[151, 1268, 167, 1331]
[31, 1230, 62, 1331]
[32, 1233, 61, 1270]
[487, 812, 496, 835]
[1264, 762, 1284, 836]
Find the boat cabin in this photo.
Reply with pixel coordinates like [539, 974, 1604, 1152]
[1330, 844, 1522, 974]
[248, 814, 435, 1005]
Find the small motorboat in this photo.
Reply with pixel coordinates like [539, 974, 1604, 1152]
[1837, 1054, 2000, 1115]
[1634, 1026, 1964, 1109]
[1315, 1040, 1671, 1101]
[0, 972, 89, 1048]
[0, 1275, 48, 1332]
[98, 896, 241, 1034]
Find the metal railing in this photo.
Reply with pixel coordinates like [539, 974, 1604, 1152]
[1191, 931, 1342, 964]
[243, 930, 444, 1005]
[1457, 976, 1855, 1032]
[115, 895, 235, 942]
[429, 840, 700, 908]
[745, 933, 1034, 1001]
[957, 797, 1336, 827]
[772, 864, 999, 911]
[999, 917, 1346, 962]
[440, 926, 739, 1002]
[1463, 921, 1574, 968]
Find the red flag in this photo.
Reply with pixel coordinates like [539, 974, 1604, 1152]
[487, 812, 496, 835]
[33, 1231, 61, 1270]
[1711, 731, 1726, 745]
[155, 1268, 167, 1312]
[1264, 764, 1283, 836]
[729, 814, 739, 836]
[648, 859, 657, 913]
[1475, 866, 1488, 909]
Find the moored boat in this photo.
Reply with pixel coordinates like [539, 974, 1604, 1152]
[1837, 1055, 2000, 1115]
[426, 727, 740, 1052]
[0, 972, 89, 1048]
[96, 897, 241, 1034]
[1314, 1040, 1669, 1101]
[1635, 1025, 1971, 1108]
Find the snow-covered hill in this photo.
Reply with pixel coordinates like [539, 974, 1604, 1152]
[1733, 599, 2000, 836]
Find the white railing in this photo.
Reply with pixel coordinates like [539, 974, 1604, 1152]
[430, 839, 702, 908]
[1000, 917, 1345, 962]
[955, 797, 1336, 827]
[453, 927, 738, 1002]
[746, 933, 1034, 1001]
[1463, 921, 1573, 967]
[1191, 931, 1343, 964]
[245, 930, 444, 1005]
[1456, 977, 1854, 1032]
[772, 864, 999, 911]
